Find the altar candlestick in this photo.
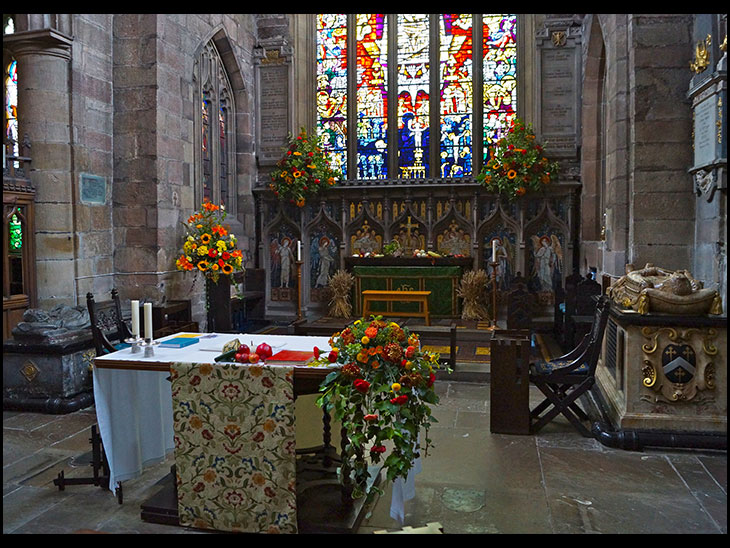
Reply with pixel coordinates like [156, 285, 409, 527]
[131, 300, 140, 337]
[297, 241, 302, 261]
[492, 240, 497, 263]
[144, 302, 153, 340]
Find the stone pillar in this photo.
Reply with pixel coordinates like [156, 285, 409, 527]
[4, 28, 75, 310]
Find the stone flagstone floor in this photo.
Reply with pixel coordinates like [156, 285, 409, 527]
[4, 375, 726, 534]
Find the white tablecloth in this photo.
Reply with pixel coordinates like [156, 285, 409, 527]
[93, 332, 333, 490]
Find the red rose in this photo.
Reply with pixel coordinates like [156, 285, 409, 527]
[405, 345, 415, 359]
[428, 372, 436, 387]
[390, 394, 408, 405]
[313, 346, 320, 358]
[370, 445, 387, 454]
[353, 379, 370, 393]
[363, 413, 378, 422]
[327, 350, 338, 362]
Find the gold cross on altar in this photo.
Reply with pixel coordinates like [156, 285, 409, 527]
[401, 216, 417, 245]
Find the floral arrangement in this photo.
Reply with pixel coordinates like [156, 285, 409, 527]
[312, 316, 446, 501]
[269, 128, 342, 207]
[176, 200, 244, 283]
[476, 118, 560, 199]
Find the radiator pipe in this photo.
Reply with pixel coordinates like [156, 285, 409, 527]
[591, 421, 727, 452]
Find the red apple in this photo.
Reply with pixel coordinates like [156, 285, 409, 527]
[256, 342, 273, 359]
[235, 352, 243, 363]
[238, 344, 250, 354]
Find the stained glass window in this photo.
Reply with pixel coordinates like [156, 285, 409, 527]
[356, 14, 388, 179]
[201, 96, 212, 202]
[315, 14, 517, 181]
[6, 59, 18, 167]
[397, 14, 430, 179]
[482, 14, 517, 162]
[9, 212, 22, 251]
[316, 14, 348, 178]
[440, 14, 474, 178]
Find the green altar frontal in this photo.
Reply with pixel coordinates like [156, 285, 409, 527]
[353, 265, 462, 318]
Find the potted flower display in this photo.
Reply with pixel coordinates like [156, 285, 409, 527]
[176, 200, 244, 331]
[312, 316, 447, 501]
[476, 118, 560, 200]
[269, 127, 342, 207]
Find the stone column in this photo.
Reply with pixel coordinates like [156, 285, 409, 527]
[5, 28, 75, 310]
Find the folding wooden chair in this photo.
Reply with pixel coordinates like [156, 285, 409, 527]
[52, 289, 133, 503]
[529, 295, 610, 437]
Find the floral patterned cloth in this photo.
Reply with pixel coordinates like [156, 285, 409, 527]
[170, 362, 297, 533]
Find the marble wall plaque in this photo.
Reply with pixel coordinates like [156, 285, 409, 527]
[693, 94, 717, 168]
[257, 63, 290, 166]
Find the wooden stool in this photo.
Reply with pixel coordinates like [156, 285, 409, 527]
[362, 290, 431, 325]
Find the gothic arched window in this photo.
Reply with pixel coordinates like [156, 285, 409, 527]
[4, 15, 19, 168]
[315, 13, 517, 181]
[193, 40, 236, 209]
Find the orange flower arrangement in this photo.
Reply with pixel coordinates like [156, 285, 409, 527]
[177, 200, 243, 283]
[476, 118, 560, 200]
[269, 127, 342, 207]
[313, 316, 447, 502]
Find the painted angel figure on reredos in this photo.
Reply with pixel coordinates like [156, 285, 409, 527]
[530, 234, 563, 303]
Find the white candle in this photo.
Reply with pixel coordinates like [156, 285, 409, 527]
[131, 300, 140, 337]
[297, 241, 302, 261]
[492, 239, 497, 263]
[144, 302, 153, 340]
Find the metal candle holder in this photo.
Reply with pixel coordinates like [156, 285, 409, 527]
[125, 336, 145, 353]
[142, 338, 159, 357]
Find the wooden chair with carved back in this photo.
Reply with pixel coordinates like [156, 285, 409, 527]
[86, 289, 133, 356]
[506, 281, 535, 332]
[554, 270, 582, 350]
[564, 276, 602, 350]
[529, 295, 610, 437]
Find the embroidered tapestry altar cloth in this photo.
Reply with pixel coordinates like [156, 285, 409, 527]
[171, 361, 297, 533]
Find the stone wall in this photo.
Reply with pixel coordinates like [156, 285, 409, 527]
[6, 14, 259, 330]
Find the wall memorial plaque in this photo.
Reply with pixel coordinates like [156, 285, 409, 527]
[692, 93, 718, 169]
[540, 46, 578, 157]
[255, 49, 291, 166]
[79, 173, 106, 205]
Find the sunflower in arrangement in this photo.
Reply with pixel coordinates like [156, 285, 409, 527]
[269, 127, 341, 208]
[312, 316, 447, 501]
[176, 200, 243, 283]
[476, 118, 560, 200]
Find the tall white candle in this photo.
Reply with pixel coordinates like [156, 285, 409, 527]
[131, 300, 140, 337]
[492, 239, 497, 263]
[144, 302, 153, 340]
[297, 241, 302, 261]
